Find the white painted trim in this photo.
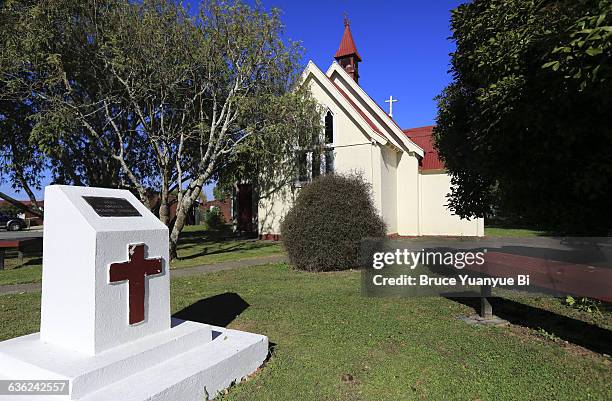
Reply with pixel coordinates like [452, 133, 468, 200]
[327, 69, 406, 152]
[325, 62, 424, 157]
[301, 61, 388, 146]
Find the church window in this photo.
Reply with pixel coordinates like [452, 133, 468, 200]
[294, 110, 335, 185]
[324, 111, 334, 144]
[322, 110, 335, 173]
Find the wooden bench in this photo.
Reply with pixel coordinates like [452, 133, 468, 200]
[0, 238, 41, 270]
[469, 251, 612, 318]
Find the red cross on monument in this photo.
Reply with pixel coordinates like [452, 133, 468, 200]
[109, 244, 163, 325]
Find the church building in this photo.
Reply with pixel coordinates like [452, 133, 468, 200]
[256, 19, 484, 238]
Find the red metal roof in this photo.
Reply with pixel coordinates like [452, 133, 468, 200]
[402, 126, 445, 170]
[334, 20, 362, 61]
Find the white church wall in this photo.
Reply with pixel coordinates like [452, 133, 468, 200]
[380, 145, 398, 233]
[418, 172, 484, 236]
[396, 152, 420, 235]
[258, 187, 296, 236]
[258, 74, 380, 236]
[257, 62, 485, 238]
[308, 75, 374, 148]
[257, 143, 376, 236]
[369, 143, 383, 219]
[333, 144, 373, 179]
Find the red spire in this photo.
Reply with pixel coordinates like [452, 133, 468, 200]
[334, 16, 362, 62]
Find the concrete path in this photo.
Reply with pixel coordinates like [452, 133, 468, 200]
[0, 254, 287, 296]
[0, 282, 41, 295]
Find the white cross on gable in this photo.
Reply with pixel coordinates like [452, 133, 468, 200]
[385, 95, 398, 118]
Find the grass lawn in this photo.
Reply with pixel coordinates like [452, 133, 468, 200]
[0, 256, 42, 286]
[0, 225, 282, 286]
[2, 263, 610, 400]
[485, 226, 545, 237]
[171, 225, 282, 269]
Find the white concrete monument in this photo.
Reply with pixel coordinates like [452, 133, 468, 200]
[0, 185, 268, 401]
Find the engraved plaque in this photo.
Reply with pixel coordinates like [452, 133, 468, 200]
[82, 196, 141, 217]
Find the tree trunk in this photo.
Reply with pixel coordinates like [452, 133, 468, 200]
[159, 175, 170, 226]
[0, 191, 44, 218]
[168, 182, 204, 260]
[15, 171, 44, 215]
[168, 214, 184, 260]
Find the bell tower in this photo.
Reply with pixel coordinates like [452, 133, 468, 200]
[334, 16, 362, 84]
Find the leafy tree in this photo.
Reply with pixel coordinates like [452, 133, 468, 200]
[0, 203, 21, 217]
[214, 84, 322, 206]
[212, 185, 228, 201]
[0, 0, 45, 217]
[118, 0, 318, 258]
[1, 0, 147, 215]
[435, 0, 611, 233]
[2, 0, 320, 258]
[0, 97, 46, 217]
[160, 0, 321, 258]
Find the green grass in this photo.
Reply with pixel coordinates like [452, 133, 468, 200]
[0, 256, 42, 286]
[0, 223, 597, 285]
[171, 225, 282, 269]
[0, 292, 41, 340]
[0, 225, 282, 285]
[485, 226, 545, 237]
[2, 263, 610, 400]
[0, 264, 42, 286]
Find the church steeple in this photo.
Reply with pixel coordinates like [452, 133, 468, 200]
[334, 16, 362, 84]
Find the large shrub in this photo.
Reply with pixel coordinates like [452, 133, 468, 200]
[204, 207, 225, 229]
[281, 173, 386, 272]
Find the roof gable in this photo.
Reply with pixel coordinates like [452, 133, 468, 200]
[329, 81, 382, 136]
[300, 61, 388, 145]
[325, 62, 423, 156]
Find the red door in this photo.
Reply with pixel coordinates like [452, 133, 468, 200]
[237, 184, 253, 232]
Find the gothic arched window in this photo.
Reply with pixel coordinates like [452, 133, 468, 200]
[324, 111, 334, 144]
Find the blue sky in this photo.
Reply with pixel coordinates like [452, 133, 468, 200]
[1, 0, 463, 200]
[259, 0, 463, 129]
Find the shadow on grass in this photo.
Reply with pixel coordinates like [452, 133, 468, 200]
[20, 257, 42, 267]
[1, 255, 42, 270]
[177, 225, 257, 247]
[172, 292, 277, 363]
[484, 221, 606, 237]
[178, 241, 277, 261]
[175, 225, 277, 261]
[177, 229, 234, 246]
[172, 292, 249, 327]
[448, 296, 612, 355]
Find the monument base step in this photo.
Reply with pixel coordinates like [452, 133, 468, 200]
[0, 320, 268, 401]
